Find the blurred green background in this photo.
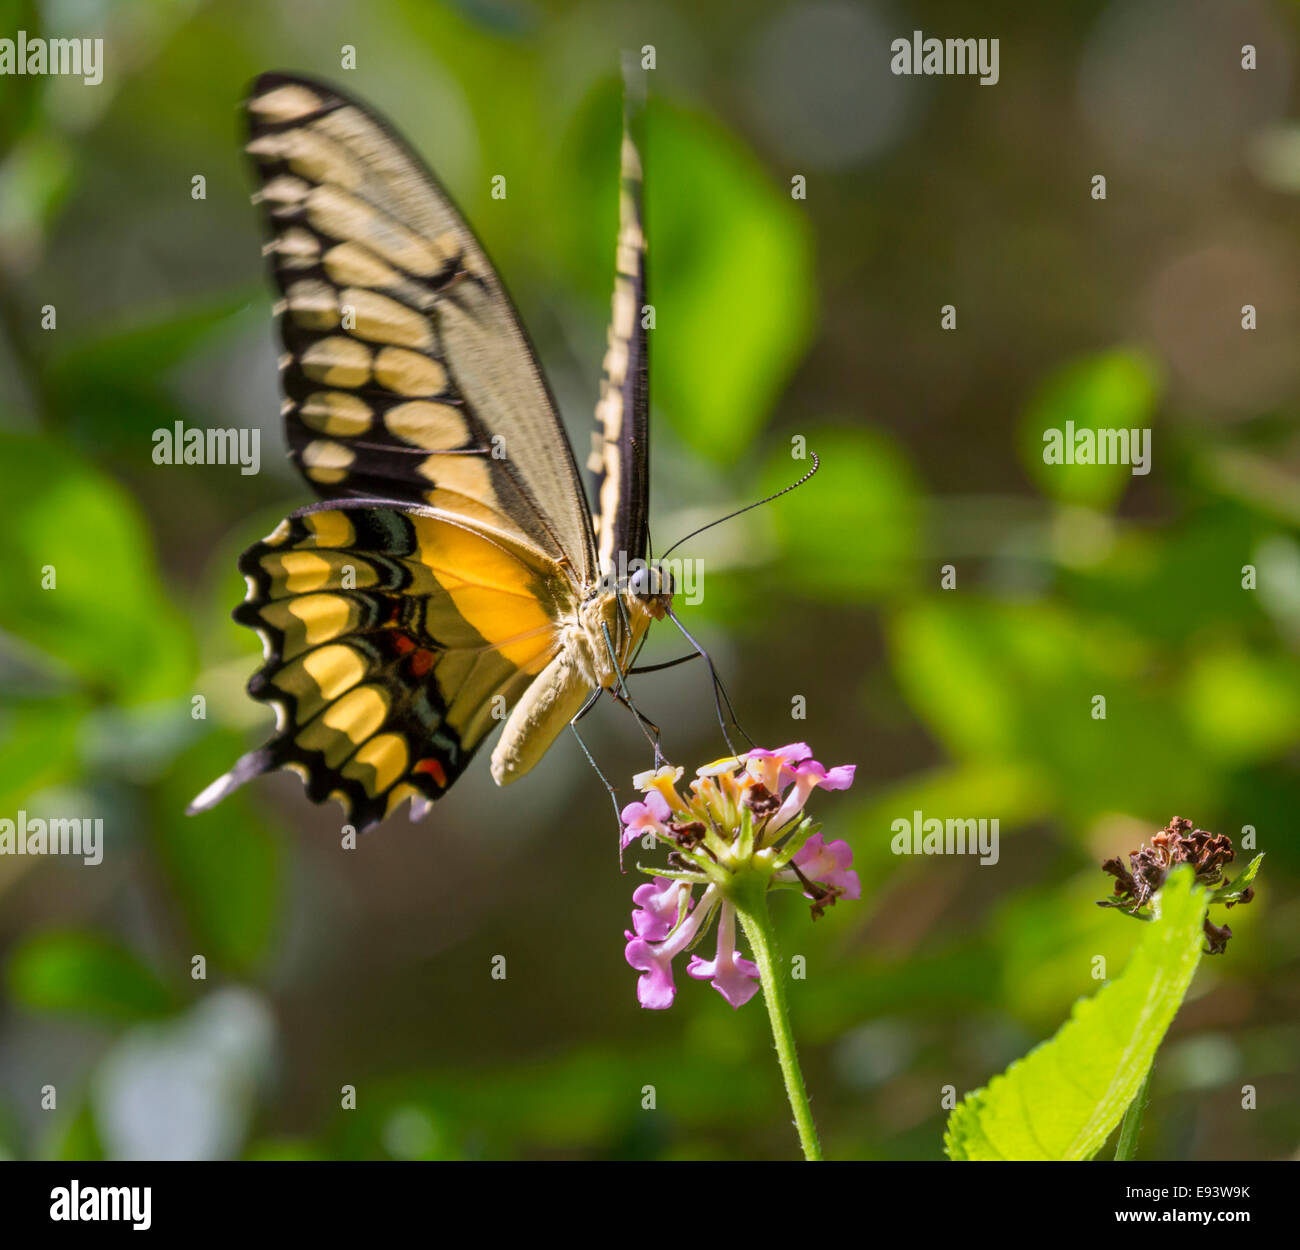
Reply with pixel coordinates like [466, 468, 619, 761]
[0, 0, 1297, 1161]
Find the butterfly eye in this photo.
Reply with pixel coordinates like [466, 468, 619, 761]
[630, 563, 673, 600]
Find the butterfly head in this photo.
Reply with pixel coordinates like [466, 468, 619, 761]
[627, 560, 675, 621]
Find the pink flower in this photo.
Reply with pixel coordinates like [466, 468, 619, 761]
[624, 937, 679, 1009]
[624, 886, 719, 1010]
[620, 789, 672, 850]
[622, 744, 856, 1008]
[742, 743, 813, 794]
[630, 877, 685, 941]
[789, 833, 861, 901]
[770, 760, 856, 832]
[687, 903, 759, 1008]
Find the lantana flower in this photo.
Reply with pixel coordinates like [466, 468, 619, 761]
[621, 743, 857, 1010]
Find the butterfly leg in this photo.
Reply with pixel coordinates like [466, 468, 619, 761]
[609, 686, 665, 762]
[569, 689, 629, 862]
[602, 619, 666, 768]
[664, 608, 755, 756]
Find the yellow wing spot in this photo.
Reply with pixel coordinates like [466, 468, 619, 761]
[431, 231, 462, 263]
[301, 337, 371, 387]
[266, 227, 320, 268]
[385, 781, 423, 818]
[342, 288, 434, 350]
[301, 509, 356, 548]
[283, 593, 354, 648]
[344, 732, 409, 793]
[249, 83, 324, 123]
[598, 444, 622, 556]
[620, 134, 643, 179]
[385, 401, 467, 450]
[256, 175, 312, 210]
[322, 241, 399, 289]
[298, 685, 390, 765]
[595, 389, 624, 441]
[306, 185, 445, 277]
[271, 550, 338, 594]
[611, 275, 637, 340]
[374, 346, 446, 396]
[301, 439, 356, 485]
[249, 127, 363, 191]
[285, 279, 341, 330]
[300, 643, 368, 702]
[416, 454, 495, 507]
[300, 391, 373, 437]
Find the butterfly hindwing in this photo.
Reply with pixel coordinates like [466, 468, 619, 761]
[245, 72, 598, 577]
[191, 500, 572, 830]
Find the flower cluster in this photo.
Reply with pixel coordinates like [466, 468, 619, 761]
[1098, 816, 1258, 954]
[622, 743, 857, 1009]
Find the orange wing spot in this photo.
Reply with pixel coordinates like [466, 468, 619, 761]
[409, 648, 435, 677]
[415, 757, 448, 788]
[392, 633, 416, 655]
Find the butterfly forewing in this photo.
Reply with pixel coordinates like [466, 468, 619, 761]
[245, 72, 598, 577]
[589, 97, 651, 574]
[192, 72, 656, 833]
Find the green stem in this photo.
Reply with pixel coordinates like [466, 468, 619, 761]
[732, 887, 823, 1161]
[1115, 1064, 1153, 1161]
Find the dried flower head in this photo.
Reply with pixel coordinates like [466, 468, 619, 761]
[1098, 816, 1261, 954]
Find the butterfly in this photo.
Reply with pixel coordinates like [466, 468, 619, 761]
[189, 70, 672, 833]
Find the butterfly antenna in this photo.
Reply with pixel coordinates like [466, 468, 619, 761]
[660, 453, 819, 560]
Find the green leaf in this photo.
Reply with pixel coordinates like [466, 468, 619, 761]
[1211, 853, 1264, 906]
[45, 294, 256, 452]
[1018, 349, 1161, 510]
[764, 427, 922, 602]
[7, 931, 177, 1023]
[0, 432, 194, 703]
[945, 868, 1207, 1160]
[558, 81, 815, 463]
[887, 599, 1215, 826]
[150, 732, 284, 973]
[0, 694, 87, 813]
[646, 102, 815, 460]
[1182, 649, 1300, 764]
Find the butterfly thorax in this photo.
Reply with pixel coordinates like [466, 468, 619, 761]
[567, 587, 657, 691]
[576, 558, 676, 685]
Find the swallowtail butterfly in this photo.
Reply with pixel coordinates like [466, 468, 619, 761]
[190, 71, 665, 832]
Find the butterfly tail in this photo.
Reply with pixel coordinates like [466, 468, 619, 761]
[186, 746, 279, 815]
